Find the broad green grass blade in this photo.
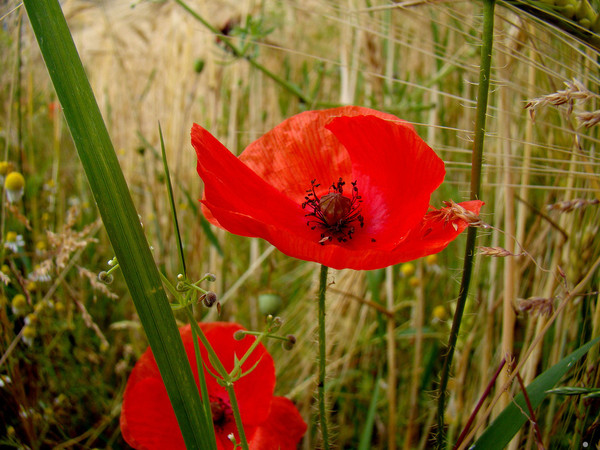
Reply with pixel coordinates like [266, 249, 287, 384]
[471, 336, 600, 449]
[22, 1, 214, 447]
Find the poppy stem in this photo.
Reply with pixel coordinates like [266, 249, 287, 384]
[318, 264, 331, 449]
[436, 0, 495, 448]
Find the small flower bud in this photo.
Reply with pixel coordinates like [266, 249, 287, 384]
[98, 271, 114, 285]
[202, 291, 218, 307]
[205, 273, 217, 282]
[233, 330, 246, 341]
[283, 334, 297, 351]
[177, 273, 184, 281]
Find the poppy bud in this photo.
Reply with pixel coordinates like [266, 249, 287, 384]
[98, 271, 114, 285]
[233, 330, 246, 340]
[202, 291, 218, 307]
[282, 334, 297, 351]
[204, 273, 217, 282]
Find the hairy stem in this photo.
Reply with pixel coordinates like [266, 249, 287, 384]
[318, 264, 330, 449]
[436, 1, 495, 447]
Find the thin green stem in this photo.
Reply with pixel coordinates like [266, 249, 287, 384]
[318, 264, 330, 449]
[225, 383, 250, 450]
[436, 1, 495, 448]
[189, 313, 218, 450]
[174, 0, 311, 104]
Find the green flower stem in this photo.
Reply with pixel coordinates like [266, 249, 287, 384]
[189, 317, 218, 450]
[436, 1, 495, 448]
[318, 264, 330, 449]
[22, 1, 213, 447]
[225, 383, 250, 450]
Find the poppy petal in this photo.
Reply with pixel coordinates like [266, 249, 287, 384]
[180, 323, 276, 426]
[192, 124, 304, 235]
[120, 371, 185, 449]
[239, 106, 401, 204]
[325, 115, 446, 246]
[248, 397, 307, 450]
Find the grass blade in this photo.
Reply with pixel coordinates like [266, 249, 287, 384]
[158, 123, 186, 276]
[22, 1, 213, 447]
[471, 336, 600, 449]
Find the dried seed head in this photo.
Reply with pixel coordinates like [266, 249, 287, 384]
[518, 297, 554, 317]
[546, 198, 599, 213]
[478, 246, 521, 257]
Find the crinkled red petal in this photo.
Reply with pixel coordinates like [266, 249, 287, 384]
[180, 322, 275, 426]
[120, 377, 185, 450]
[325, 114, 445, 247]
[248, 397, 308, 450]
[239, 106, 402, 204]
[193, 107, 480, 270]
[192, 124, 304, 235]
[120, 322, 276, 449]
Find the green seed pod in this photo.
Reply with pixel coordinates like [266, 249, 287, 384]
[258, 293, 282, 316]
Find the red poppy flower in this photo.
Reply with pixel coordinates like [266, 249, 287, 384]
[192, 106, 483, 270]
[120, 322, 306, 449]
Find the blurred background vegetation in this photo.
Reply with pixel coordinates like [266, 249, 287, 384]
[0, 0, 599, 448]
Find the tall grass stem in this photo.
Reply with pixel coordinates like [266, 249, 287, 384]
[436, 1, 495, 447]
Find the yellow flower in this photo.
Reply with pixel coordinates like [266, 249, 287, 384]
[11, 294, 28, 316]
[4, 171, 25, 203]
[0, 161, 13, 176]
[433, 305, 447, 321]
[425, 254, 438, 266]
[400, 262, 416, 277]
[5, 171, 24, 190]
[409, 276, 420, 287]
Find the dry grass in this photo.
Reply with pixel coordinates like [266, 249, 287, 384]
[1, 0, 599, 448]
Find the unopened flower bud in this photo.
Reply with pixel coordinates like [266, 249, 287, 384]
[283, 334, 297, 351]
[202, 291, 218, 308]
[205, 273, 217, 282]
[98, 271, 114, 285]
[233, 330, 246, 341]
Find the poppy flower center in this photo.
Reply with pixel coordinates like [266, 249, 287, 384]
[210, 396, 232, 428]
[302, 178, 364, 244]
